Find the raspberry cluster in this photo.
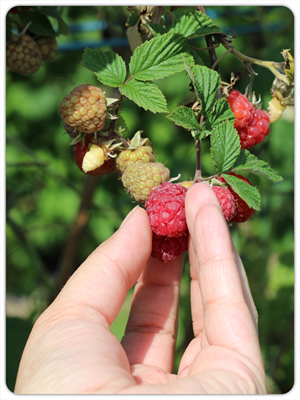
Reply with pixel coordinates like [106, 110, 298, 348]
[59, 83, 258, 264]
[227, 89, 270, 149]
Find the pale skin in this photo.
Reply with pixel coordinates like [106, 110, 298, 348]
[14, 183, 267, 394]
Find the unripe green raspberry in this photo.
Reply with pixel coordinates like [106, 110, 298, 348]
[116, 145, 154, 173]
[36, 36, 57, 62]
[6, 34, 42, 76]
[60, 84, 107, 133]
[122, 162, 170, 202]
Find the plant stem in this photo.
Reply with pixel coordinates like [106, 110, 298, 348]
[218, 35, 288, 84]
[201, 173, 221, 181]
[153, 6, 164, 24]
[193, 139, 202, 182]
[196, 6, 220, 73]
[53, 175, 99, 297]
[211, 46, 233, 70]
[101, 95, 129, 147]
[110, 95, 124, 133]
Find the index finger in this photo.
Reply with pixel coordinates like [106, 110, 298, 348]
[53, 206, 152, 326]
[185, 183, 262, 364]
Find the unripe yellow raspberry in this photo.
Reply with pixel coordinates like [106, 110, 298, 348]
[268, 97, 287, 123]
[6, 34, 42, 76]
[116, 146, 154, 173]
[122, 162, 170, 202]
[60, 84, 107, 133]
[36, 36, 57, 62]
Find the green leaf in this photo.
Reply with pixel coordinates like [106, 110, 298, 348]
[19, 10, 57, 36]
[167, 106, 202, 131]
[205, 98, 235, 130]
[233, 150, 284, 182]
[127, 9, 140, 27]
[221, 173, 261, 211]
[119, 79, 167, 113]
[129, 31, 194, 81]
[210, 121, 241, 173]
[190, 49, 204, 66]
[81, 48, 127, 87]
[36, 6, 69, 35]
[190, 65, 221, 115]
[143, 23, 168, 37]
[115, 113, 129, 135]
[170, 11, 223, 38]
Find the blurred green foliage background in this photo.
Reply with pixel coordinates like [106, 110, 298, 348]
[6, 5, 294, 394]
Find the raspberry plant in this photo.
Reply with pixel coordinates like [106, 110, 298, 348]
[58, 6, 293, 262]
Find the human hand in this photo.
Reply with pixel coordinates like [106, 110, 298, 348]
[14, 182, 266, 394]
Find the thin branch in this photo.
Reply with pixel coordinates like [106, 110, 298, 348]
[153, 6, 164, 24]
[218, 35, 288, 84]
[196, 6, 220, 73]
[211, 46, 234, 71]
[53, 175, 100, 296]
[190, 43, 220, 51]
[193, 139, 202, 183]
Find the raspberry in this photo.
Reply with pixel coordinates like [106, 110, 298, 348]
[212, 186, 236, 222]
[116, 146, 154, 173]
[227, 89, 254, 128]
[116, 131, 155, 173]
[36, 36, 58, 62]
[179, 181, 193, 189]
[218, 173, 255, 223]
[60, 84, 107, 133]
[268, 96, 286, 123]
[145, 182, 188, 238]
[6, 34, 42, 76]
[151, 232, 189, 263]
[122, 162, 170, 202]
[227, 89, 270, 149]
[73, 136, 116, 177]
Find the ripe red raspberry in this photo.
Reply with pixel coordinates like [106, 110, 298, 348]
[6, 34, 42, 76]
[218, 173, 256, 223]
[212, 186, 236, 222]
[227, 89, 270, 149]
[36, 36, 58, 62]
[145, 182, 188, 238]
[73, 136, 116, 177]
[227, 89, 254, 128]
[151, 232, 188, 263]
[60, 84, 107, 133]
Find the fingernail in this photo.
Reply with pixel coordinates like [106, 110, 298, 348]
[120, 206, 139, 227]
